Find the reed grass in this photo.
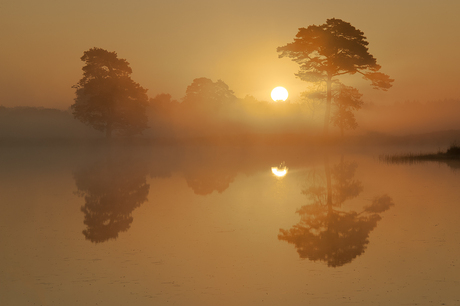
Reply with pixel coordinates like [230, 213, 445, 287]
[380, 143, 460, 165]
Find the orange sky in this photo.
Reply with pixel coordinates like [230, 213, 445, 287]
[1, 0, 459, 109]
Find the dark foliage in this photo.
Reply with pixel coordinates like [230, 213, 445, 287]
[72, 48, 149, 138]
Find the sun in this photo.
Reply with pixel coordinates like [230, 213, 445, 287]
[271, 86, 288, 102]
[271, 162, 288, 178]
[271, 167, 288, 177]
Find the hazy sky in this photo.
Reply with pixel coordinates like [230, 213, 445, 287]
[1, 0, 459, 109]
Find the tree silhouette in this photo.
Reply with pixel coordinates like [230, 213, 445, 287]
[184, 170, 236, 195]
[181, 147, 239, 195]
[177, 77, 238, 137]
[71, 47, 149, 138]
[331, 84, 363, 136]
[331, 156, 363, 205]
[300, 82, 363, 135]
[182, 77, 237, 112]
[74, 157, 150, 243]
[278, 18, 393, 135]
[279, 156, 394, 267]
[300, 85, 326, 120]
[147, 93, 179, 138]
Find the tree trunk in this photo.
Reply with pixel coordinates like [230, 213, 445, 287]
[324, 75, 332, 136]
[324, 155, 333, 210]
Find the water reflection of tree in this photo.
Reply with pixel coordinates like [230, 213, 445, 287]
[279, 156, 394, 267]
[331, 156, 363, 205]
[182, 147, 240, 196]
[184, 168, 237, 195]
[74, 156, 150, 243]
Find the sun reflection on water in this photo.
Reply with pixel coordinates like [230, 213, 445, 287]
[271, 162, 288, 178]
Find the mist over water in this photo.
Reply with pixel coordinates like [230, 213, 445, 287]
[2, 98, 460, 146]
[1, 143, 460, 305]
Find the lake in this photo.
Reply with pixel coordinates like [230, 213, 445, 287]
[1, 144, 459, 305]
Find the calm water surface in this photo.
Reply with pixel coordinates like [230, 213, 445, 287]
[1, 145, 459, 306]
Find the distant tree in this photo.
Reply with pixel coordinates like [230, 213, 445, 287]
[240, 94, 260, 105]
[300, 82, 363, 135]
[149, 93, 179, 118]
[147, 93, 180, 137]
[181, 77, 237, 112]
[178, 77, 238, 136]
[71, 47, 149, 138]
[278, 18, 393, 135]
[331, 84, 364, 136]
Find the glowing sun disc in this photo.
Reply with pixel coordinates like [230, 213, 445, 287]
[271, 167, 288, 177]
[271, 86, 288, 101]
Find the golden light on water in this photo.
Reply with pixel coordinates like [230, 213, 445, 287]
[271, 162, 288, 177]
[271, 86, 288, 101]
[271, 167, 287, 177]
